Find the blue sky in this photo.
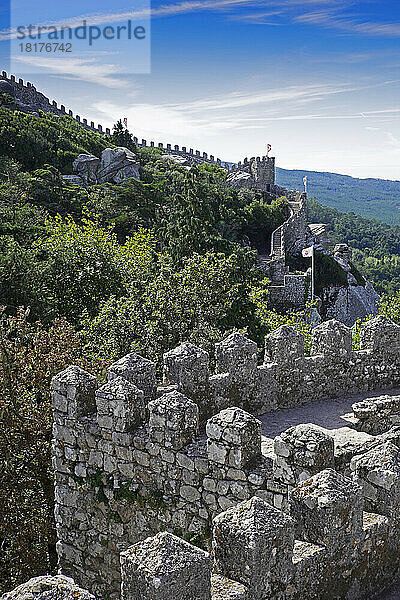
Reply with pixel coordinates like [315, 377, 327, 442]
[0, 0, 399, 179]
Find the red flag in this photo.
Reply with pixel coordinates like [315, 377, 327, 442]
[267, 143, 272, 155]
[123, 117, 128, 127]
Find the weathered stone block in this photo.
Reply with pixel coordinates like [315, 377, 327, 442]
[51, 366, 98, 419]
[351, 442, 400, 516]
[148, 390, 199, 450]
[163, 342, 209, 398]
[96, 377, 145, 432]
[274, 424, 334, 485]
[264, 325, 304, 364]
[120, 532, 211, 600]
[206, 407, 261, 468]
[352, 395, 400, 435]
[107, 353, 156, 400]
[312, 319, 352, 358]
[215, 333, 257, 383]
[359, 316, 400, 357]
[213, 496, 294, 598]
[290, 468, 363, 551]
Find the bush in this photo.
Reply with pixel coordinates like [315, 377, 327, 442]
[82, 249, 262, 367]
[0, 309, 108, 593]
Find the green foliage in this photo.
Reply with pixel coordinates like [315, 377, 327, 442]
[278, 167, 400, 226]
[0, 92, 16, 108]
[250, 288, 314, 354]
[111, 119, 136, 149]
[0, 107, 111, 172]
[314, 251, 349, 295]
[0, 309, 107, 593]
[307, 199, 400, 295]
[353, 291, 400, 349]
[35, 215, 157, 323]
[82, 249, 263, 366]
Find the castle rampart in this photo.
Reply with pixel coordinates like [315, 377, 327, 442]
[51, 316, 400, 598]
[0, 72, 230, 168]
[61, 461, 400, 600]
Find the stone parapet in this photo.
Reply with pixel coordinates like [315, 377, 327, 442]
[50, 316, 400, 598]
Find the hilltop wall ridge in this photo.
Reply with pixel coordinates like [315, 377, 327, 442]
[1, 71, 250, 170]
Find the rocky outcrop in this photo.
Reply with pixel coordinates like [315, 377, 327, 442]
[161, 153, 204, 167]
[226, 156, 275, 192]
[1, 576, 95, 600]
[323, 282, 380, 326]
[66, 147, 140, 187]
[319, 243, 380, 326]
[226, 169, 253, 188]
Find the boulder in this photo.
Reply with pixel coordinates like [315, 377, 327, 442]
[72, 154, 100, 185]
[97, 147, 140, 183]
[0, 80, 15, 96]
[226, 169, 253, 189]
[161, 153, 192, 167]
[324, 283, 380, 327]
[71, 147, 140, 186]
[1, 575, 95, 600]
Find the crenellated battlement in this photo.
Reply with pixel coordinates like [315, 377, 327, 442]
[0, 71, 231, 168]
[75, 461, 400, 600]
[226, 155, 276, 192]
[51, 315, 400, 598]
[1, 71, 112, 135]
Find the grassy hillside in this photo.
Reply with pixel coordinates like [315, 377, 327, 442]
[277, 167, 400, 226]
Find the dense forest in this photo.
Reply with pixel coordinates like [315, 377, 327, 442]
[277, 167, 400, 226]
[308, 200, 400, 295]
[0, 105, 399, 594]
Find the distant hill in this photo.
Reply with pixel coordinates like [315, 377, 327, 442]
[276, 167, 400, 226]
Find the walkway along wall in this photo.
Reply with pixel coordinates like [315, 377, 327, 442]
[51, 316, 400, 598]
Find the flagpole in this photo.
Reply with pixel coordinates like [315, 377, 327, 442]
[311, 246, 315, 302]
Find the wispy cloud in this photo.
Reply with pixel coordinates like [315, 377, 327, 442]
[13, 55, 134, 89]
[168, 80, 399, 112]
[295, 10, 400, 37]
[230, 10, 283, 24]
[0, 0, 350, 40]
[0, 0, 270, 40]
[92, 79, 400, 142]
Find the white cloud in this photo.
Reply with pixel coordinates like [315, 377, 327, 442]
[0, 0, 350, 40]
[12, 55, 133, 89]
[167, 80, 399, 113]
[295, 10, 400, 37]
[0, 0, 269, 40]
[92, 80, 400, 139]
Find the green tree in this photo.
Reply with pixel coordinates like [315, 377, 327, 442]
[111, 119, 135, 149]
[36, 215, 157, 324]
[0, 309, 108, 593]
[83, 249, 261, 365]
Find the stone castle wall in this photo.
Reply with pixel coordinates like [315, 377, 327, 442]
[0, 72, 285, 193]
[51, 316, 400, 598]
[268, 274, 309, 311]
[0, 71, 228, 167]
[120, 460, 400, 600]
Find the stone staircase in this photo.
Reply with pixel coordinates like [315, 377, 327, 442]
[259, 192, 309, 306]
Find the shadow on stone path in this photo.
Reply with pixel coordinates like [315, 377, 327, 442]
[259, 386, 400, 600]
[260, 387, 400, 440]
